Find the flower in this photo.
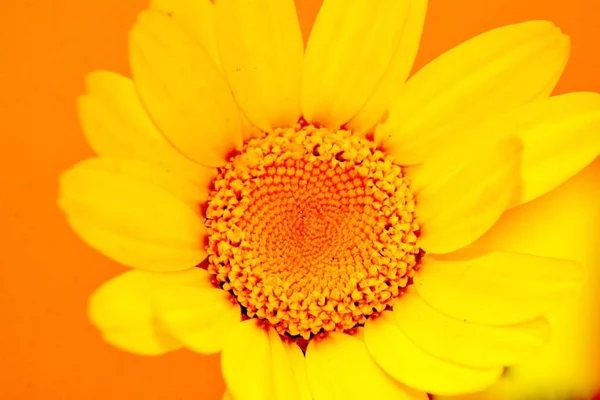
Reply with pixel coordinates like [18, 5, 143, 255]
[57, 0, 600, 399]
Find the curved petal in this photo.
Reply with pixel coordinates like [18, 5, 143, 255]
[215, 0, 303, 132]
[413, 250, 584, 326]
[480, 92, 600, 205]
[78, 71, 216, 187]
[364, 312, 503, 395]
[221, 321, 309, 400]
[415, 138, 522, 254]
[301, 0, 424, 130]
[88, 268, 212, 355]
[154, 287, 240, 354]
[58, 158, 207, 271]
[130, 10, 243, 167]
[345, 0, 428, 133]
[392, 291, 551, 368]
[149, 0, 221, 69]
[305, 332, 428, 400]
[376, 21, 569, 165]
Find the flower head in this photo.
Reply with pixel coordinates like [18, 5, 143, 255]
[59, 0, 599, 398]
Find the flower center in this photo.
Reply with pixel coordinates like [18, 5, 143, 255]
[205, 125, 421, 340]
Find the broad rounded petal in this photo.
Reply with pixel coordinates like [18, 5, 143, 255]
[78, 71, 216, 187]
[88, 269, 212, 355]
[415, 138, 522, 254]
[58, 158, 207, 271]
[392, 292, 550, 368]
[130, 10, 243, 167]
[69, 157, 208, 214]
[302, 0, 423, 130]
[215, 0, 303, 132]
[413, 250, 584, 326]
[221, 321, 309, 400]
[306, 332, 428, 400]
[376, 21, 569, 165]
[154, 287, 240, 354]
[364, 312, 503, 395]
[345, 0, 428, 133]
[150, 0, 221, 69]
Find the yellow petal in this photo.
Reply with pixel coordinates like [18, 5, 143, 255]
[78, 71, 216, 187]
[415, 138, 522, 254]
[129, 10, 243, 167]
[149, 0, 221, 70]
[364, 312, 503, 395]
[413, 250, 584, 326]
[215, 0, 303, 132]
[88, 268, 211, 355]
[486, 92, 600, 205]
[376, 21, 569, 165]
[71, 157, 207, 214]
[305, 332, 429, 400]
[146, 1, 263, 141]
[221, 320, 308, 400]
[301, 0, 421, 130]
[154, 287, 240, 354]
[392, 291, 550, 368]
[284, 340, 313, 400]
[58, 158, 207, 271]
[345, 0, 428, 133]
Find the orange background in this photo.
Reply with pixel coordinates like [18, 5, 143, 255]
[1, 0, 599, 399]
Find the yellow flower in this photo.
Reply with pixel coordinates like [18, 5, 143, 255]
[58, 0, 600, 399]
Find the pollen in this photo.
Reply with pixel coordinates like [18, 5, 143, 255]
[205, 125, 421, 340]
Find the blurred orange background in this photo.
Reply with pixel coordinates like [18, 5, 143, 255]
[1, 0, 599, 399]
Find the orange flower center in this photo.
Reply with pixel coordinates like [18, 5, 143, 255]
[205, 125, 421, 339]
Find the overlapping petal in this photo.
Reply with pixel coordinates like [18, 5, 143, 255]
[306, 332, 428, 400]
[58, 158, 207, 271]
[129, 10, 243, 167]
[88, 268, 212, 355]
[392, 291, 550, 368]
[414, 138, 522, 254]
[154, 286, 241, 354]
[221, 320, 310, 400]
[413, 250, 584, 325]
[364, 312, 504, 395]
[302, 0, 427, 130]
[78, 71, 216, 187]
[376, 21, 569, 165]
[215, 0, 303, 132]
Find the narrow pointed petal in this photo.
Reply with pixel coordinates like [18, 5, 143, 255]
[221, 321, 309, 400]
[306, 332, 429, 400]
[215, 0, 303, 132]
[376, 21, 569, 165]
[364, 312, 503, 395]
[130, 10, 243, 167]
[345, 0, 428, 133]
[58, 158, 207, 271]
[413, 250, 584, 325]
[154, 287, 240, 354]
[392, 292, 551, 368]
[88, 268, 212, 355]
[150, 0, 221, 69]
[415, 138, 522, 254]
[302, 0, 424, 129]
[78, 71, 216, 187]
